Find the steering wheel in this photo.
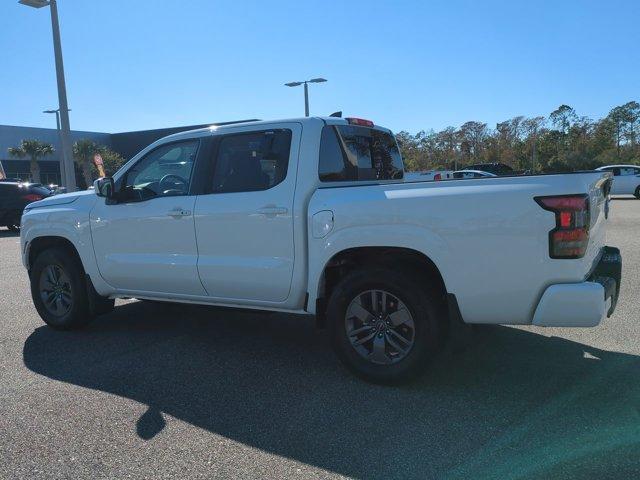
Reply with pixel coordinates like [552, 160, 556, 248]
[159, 174, 188, 194]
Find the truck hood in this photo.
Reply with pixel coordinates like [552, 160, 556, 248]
[25, 189, 95, 210]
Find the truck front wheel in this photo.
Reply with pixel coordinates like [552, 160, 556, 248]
[30, 247, 98, 330]
[327, 267, 441, 384]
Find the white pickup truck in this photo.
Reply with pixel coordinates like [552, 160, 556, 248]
[20, 117, 622, 383]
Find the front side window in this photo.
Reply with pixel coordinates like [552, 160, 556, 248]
[211, 129, 292, 193]
[121, 140, 199, 201]
[319, 125, 404, 182]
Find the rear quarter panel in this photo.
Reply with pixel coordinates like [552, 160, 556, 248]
[308, 172, 609, 324]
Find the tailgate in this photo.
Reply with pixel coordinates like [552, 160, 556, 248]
[584, 173, 613, 269]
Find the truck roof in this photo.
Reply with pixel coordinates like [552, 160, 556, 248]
[157, 117, 391, 143]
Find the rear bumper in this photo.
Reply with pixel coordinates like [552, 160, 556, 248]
[532, 246, 622, 328]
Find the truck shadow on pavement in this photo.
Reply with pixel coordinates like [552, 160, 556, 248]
[23, 301, 640, 479]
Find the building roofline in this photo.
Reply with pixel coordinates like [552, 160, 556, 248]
[0, 124, 110, 136]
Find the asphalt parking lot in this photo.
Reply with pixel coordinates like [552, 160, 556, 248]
[1, 198, 639, 480]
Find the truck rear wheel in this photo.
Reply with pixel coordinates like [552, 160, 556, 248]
[30, 247, 98, 330]
[327, 267, 441, 384]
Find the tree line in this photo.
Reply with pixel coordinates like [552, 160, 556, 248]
[8, 101, 640, 185]
[396, 101, 640, 172]
[7, 139, 125, 188]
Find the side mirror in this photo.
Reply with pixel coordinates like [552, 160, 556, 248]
[93, 177, 115, 199]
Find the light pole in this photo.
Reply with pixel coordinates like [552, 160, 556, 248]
[285, 78, 327, 117]
[44, 108, 71, 186]
[20, 0, 77, 191]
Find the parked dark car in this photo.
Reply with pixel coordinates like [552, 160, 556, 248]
[465, 163, 515, 175]
[0, 182, 51, 232]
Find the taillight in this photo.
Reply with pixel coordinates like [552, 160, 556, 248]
[535, 194, 590, 259]
[22, 194, 43, 202]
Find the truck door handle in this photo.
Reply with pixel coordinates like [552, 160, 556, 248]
[167, 208, 191, 217]
[257, 206, 288, 216]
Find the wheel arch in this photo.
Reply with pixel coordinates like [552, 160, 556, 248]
[27, 236, 84, 273]
[313, 246, 448, 318]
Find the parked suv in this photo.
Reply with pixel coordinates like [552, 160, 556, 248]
[0, 182, 50, 232]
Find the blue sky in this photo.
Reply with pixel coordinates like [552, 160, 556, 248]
[1, 0, 638, 134]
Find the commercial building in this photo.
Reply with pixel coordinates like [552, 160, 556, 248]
[0, 120, 256, 184]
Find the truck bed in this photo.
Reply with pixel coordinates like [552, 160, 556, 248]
[308, 171, 611, 325]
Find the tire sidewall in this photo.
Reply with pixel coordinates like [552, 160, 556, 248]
[30, 248, 90, 330]
[328, 268, 440, 384]
[7, 213, 21, 232]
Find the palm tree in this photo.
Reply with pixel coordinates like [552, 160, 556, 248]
[7, 139, 54, 183]
[73, 139, 102, 188]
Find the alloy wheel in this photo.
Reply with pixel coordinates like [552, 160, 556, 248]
[344, 290, 416, 365]
[39, 264, 73, 317]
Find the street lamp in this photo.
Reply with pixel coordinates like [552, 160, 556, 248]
[284, 78, 327, 117]
[43, 108, 71, 186]
[20, 0, 77, 191]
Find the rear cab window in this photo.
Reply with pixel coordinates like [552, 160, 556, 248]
[319, 125, 404, 182]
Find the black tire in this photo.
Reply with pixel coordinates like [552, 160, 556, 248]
[30, 247, 94, 330]
[634, 186, 640, 199]
[327, 267, 443, 384]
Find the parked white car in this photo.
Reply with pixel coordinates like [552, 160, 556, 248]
[404, 170, 453, 182]
[596, 165, 640, 198]
[452, 169, 497, 179]
[20, 117, 622, 383]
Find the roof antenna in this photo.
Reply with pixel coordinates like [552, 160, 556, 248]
[330, 111, 342, 118]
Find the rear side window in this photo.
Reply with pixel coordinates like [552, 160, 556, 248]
[28, 185, 51, 196]
[319, 125, 403, 182]
[0, 183, 22, 197]
[212, 129, 292, 193]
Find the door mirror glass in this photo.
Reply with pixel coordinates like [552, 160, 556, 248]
[94, 177, 115, 198]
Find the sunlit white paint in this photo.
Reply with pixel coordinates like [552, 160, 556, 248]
[21, 117, 614, 327]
